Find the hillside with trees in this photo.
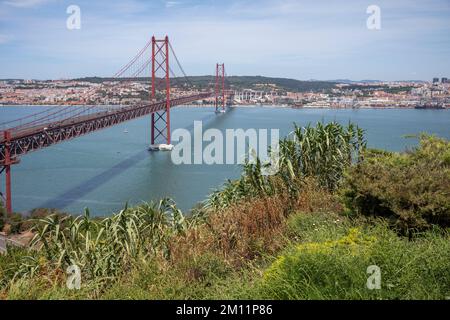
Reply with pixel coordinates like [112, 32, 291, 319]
[75, 76, 338, 93]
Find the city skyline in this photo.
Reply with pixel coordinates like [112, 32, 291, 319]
[0, 0, 449, 81]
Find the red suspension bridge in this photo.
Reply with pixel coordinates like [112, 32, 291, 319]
[0, 36, 233, 214]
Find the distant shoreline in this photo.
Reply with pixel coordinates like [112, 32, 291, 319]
[1, 104, 448, 110]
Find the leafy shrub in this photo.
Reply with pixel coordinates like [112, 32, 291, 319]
[8, 213, 24, 234]
[1, 206, 69, 235]
[18, 208, 69, 233]
[341, 135, 450, 234]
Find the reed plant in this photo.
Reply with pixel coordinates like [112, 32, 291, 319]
[206, 122, 366, 210]
[8, 199, 187, 292]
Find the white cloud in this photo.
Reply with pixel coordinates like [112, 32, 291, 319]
[4, 0, 50, 8]
[165, 1, 180, 8]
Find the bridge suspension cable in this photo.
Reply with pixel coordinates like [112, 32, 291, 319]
[168, 41, 194, 88]
[113, 39, 152, 78]
[0, 105, 65, 129]
[3, 40, 155, 132]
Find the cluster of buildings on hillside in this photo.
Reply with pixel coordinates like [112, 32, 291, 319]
[232, 79, 450, 109]
[0, 80, 200, 106]
[0, 78, 449, 109]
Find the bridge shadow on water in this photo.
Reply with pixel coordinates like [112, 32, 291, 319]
[37, 107, 235, 213]
[37, 149, 149, 211]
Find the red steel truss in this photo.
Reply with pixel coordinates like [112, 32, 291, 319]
[0, 93, 212, 162]
[214, 63, 226, 112]
[151, 36, 171, 145]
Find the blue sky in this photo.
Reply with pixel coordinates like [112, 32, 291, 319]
[0, 0, 449, 80]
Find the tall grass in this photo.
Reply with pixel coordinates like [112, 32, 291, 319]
[280, 122, 366, 190]
[8, 199, 188, 293]
[206, 121, 366, 210]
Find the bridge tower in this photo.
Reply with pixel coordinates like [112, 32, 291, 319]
[1, 130, 18, 215]
[215, 63, 226, 112]
[150, 36, 171, 146]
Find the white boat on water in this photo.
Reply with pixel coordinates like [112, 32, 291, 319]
[149, 144, 174, 151]
[123, 129, 129, 133]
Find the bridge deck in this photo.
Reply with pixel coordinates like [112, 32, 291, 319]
[0, 92, 213, 163]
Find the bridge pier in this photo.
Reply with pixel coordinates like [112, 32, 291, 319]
[4, 164, 11, 215]
[151, 113, 155, 144]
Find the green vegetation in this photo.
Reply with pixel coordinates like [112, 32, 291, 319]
[260, 216, 449, 299]
[75, 75, 337, 92]
[342, 136, 450, 234]
[0, 123, 449, 300]
[0, 208, 68, 236]
[224, 76, 337, 92]
[6, 200, 186, 295]
[342, 84, 414, 94]
[207, 122, 365, 210]
[0, 203, 25, 235]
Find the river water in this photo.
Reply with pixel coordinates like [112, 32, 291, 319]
[0, 106, 449, 216]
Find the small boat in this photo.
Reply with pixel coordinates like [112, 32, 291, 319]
[123, 129, 129, 133]
[149, 144, 174, 151]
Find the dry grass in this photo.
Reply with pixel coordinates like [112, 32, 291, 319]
[293, 178, 342, 214]
[168, 179, 338, 273]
